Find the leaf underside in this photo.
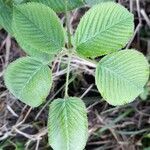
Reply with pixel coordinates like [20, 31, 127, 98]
[96, 50, 149, 106]
[48, 97, 88, 150]
[75, 2, 134, 58]
[4, 57, 52, 107]
[31, 0, 84, 12]
[13, 2, 65, 61]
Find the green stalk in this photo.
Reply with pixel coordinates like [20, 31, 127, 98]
[64, 0, 72, 97]
[65, 53, 72, 97]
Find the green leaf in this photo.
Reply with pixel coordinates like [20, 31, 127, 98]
[95, 50, 149, 106]
[85, 0, 114, 6]
[4, 57, 52, 107]
[12, 2, 65, 60]
[48, 97, 88, 150]
[144, 148, 150, 150]
[140, 86, 150, 100]
[74, 2, 134, 58]
[17, 40, 55, 63]
[0, 0, 13, 35]
[13, 0, 25, 4]
[31, 0, 84, 12]
[4, 0, 25, 5]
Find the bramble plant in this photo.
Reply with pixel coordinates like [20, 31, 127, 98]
[1, 0, 150, 149]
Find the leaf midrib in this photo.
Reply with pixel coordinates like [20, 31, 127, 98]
[63, 100, 70, 150]
[77, 16, 132, 47]
[101, 64, 142, 90]
[19, 64, 44, 98]
[14, 7, 60, 49]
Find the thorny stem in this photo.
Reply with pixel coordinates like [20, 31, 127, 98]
[64, 0, 72, 97]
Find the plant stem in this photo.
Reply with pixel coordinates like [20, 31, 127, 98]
[65, 0, 72, 49]
[64, 0, 72, 97]
[65, 53, 72, 97]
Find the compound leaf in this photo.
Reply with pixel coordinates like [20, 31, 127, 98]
[96, 50, 149, 106]
[74, 2, 134, 58]
[0, 0, 13, 35]
[13, 2, 65, 60]
[31, 0, 84, 12]
[48, 97, 88, 150]
[4, 57, 52, 107]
